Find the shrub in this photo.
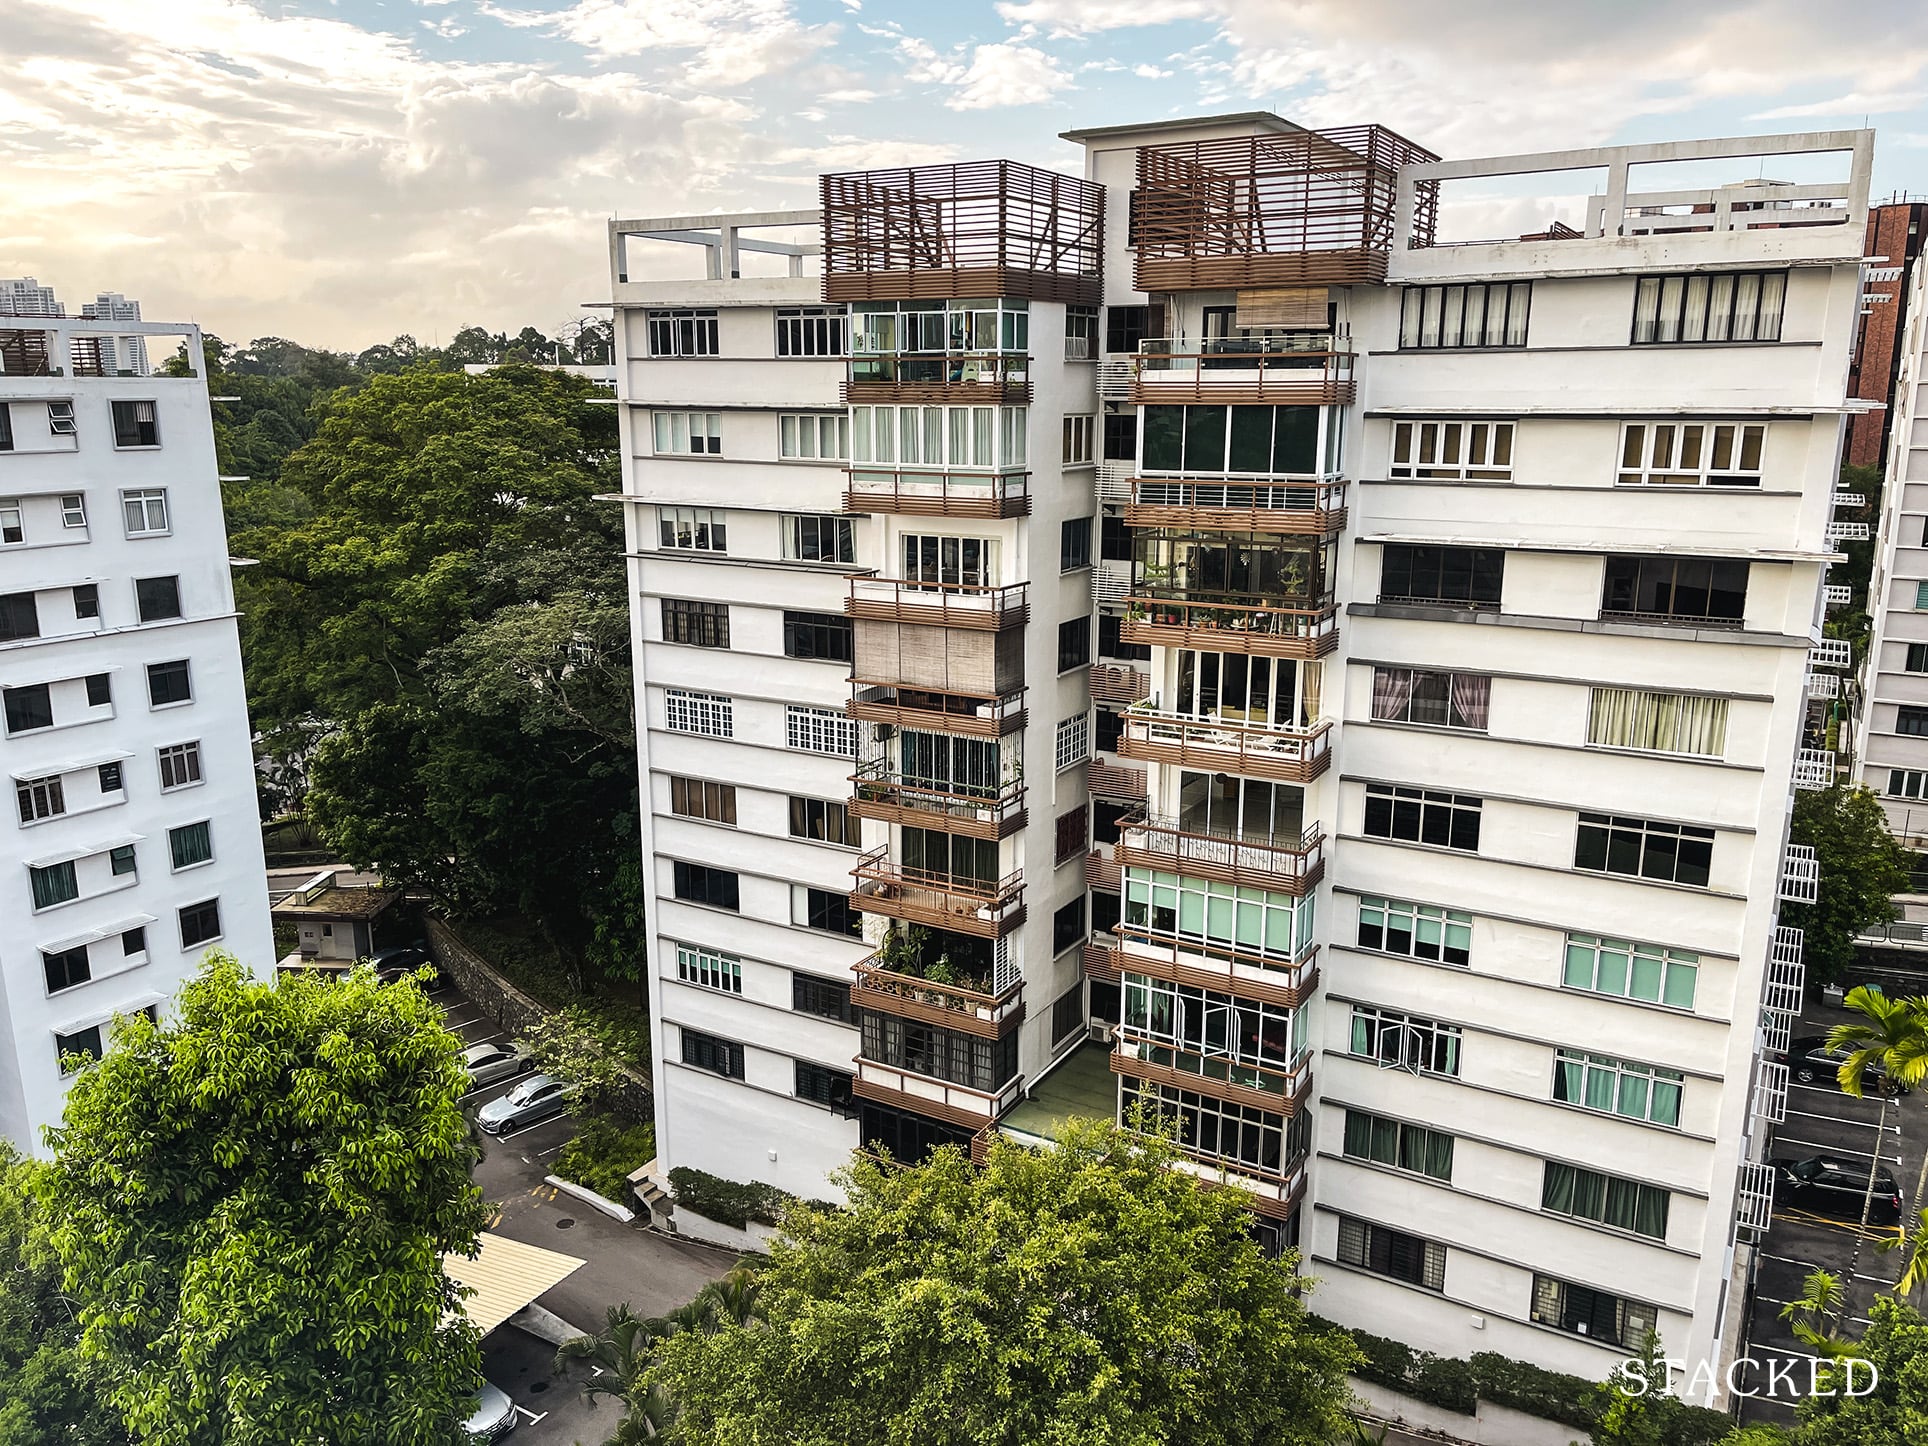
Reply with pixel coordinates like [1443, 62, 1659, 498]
[553, 1114, 656, 1204]
[668, 1167, 796, 1230]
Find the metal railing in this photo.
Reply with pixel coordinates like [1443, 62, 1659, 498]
[843, 468, 1031, 518]
[1111, 1027, 1312, 1111]
[1123, 594, 1339, 659]
[1116, 813, 1324, 895]
[1118, 703, 1333, 783]
[846, 576, 1028, 630]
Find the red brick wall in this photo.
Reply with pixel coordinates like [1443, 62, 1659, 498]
[1847, 203, 1928, 470]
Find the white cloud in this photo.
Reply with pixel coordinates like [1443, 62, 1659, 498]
[874, 29, 1075, 110]
[1132, 63, 1173, 78]
[533, 0, 834, 83]
[1752, 91, 1927, 120]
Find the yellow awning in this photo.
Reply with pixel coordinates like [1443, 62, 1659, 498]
[445, 1231, 585, 1336]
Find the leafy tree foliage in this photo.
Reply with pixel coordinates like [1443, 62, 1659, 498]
[523, 1004, 630, 1112]
[1785, 784, 1914, 984]
[646, 1117, 1360, 1446]
[43, 954, 487, 1446]
[1785, 1294, 1928, 1445]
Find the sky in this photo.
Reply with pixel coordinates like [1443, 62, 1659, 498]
[5, 0, 1928, 352]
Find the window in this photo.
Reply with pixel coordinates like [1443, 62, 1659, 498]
[109, 844, 136, 877]
[0, 405, 10, 451]
[168, 821, 213, 871]
[1369, 668, 1489, 730]
[1906, 643, 1928, 673]
[860, 1013, 1019, 1092]
[1060, 516, 1092, 571]
[1063, 413, 1095, 465]
[42, 944, 90, 995]
[111, 400, 159, 447]
[1554, 1050, 1683, 1128]
[1632, 270, 1786, 344]
[672, 861, 739, 911]
[790, 975, 852, 1017]
[1098, 613, 1150, 663]
[1587, 688, 1728, 758]
[1379, 544, 1504, 609]
[146, 660, 191, 707]
[1601, 555, 1747, 626]
[1916, 581, 1928, 611]
[0, 592, 39, 642]
[1103, 412, 1138, 462]
[658, 507, 726, 551]
[1350, 1005, 1462, 1075]
[1095, 708, 1122, 754]
[669, 776, 737, 825]
[1389, 420, 1514, 480]
[782, 611, 853, 663]
[1891, 769, 1928, 800]
[60, 494, 85, 528]
[97, 762, 121, 793]
[55, 1026, 104, 1075]
[1542, 1162, 1669, 1240]
[46, 401, 75, 437]
[1363, 783, 1481, 852]
[776, 308, 845, 357]
[789, 796, 856, 847]
[1336, 1217, 1446, 1291]
[85, 674, 109, 707]
[786, 704, 856, 757]
[900, 534, 1000, 588]
[0, 501, 20, 544]
[1106, 304, 1151, 354]
[1343, 1110, 1455, 1180]
[1356, 896, 1471, 967]
[1055, 713, 1090, 771]
[660, 599, 729, 648]
[158, 742, 202, 790]
[793, 973, 853, 1022]
[1123, 866, 1315, 963]
[849, 404, 1017, 470]
[5, 684, 53, 734]
[1053, 897, 1086, 955]
[1051, 983, 1084, 1042]
[73, 585, 99, 620]
[121, 489, 170, 535]
[681, 1029, 745, 1078]
[1054, 805, 1088, 866]
[1100, 513, 1133, 563]
[1065, 306, 1098, 360]
[135, 575, 181, 622]
[1618, 422, 1765, 486]
[1399, 282, 1531, 349]
[665, 689, 733, 738]
[1532, 1276, 1658, 1349]
[652, 412, 721, 455]
[1057, 617, 1091, 673]
[675, 943, 742, 995]
[779, 413, 849, 461]
[1139, 404, 1325, 476]
[180, 899, 222, 948]
[122, 926, 145, 957]
[1564, 933, 1699, 1010]
[1899, 706, 1928, 738]
[1121, 1077, 1298, 1176]
[1575, 813, 1714, 887]
[648, 309, 719, 357]
[795, 1060, 855, 1112]
[16, 774, 65, 823]
[781, 513, 854, 563]
[30, 860, 78, 910]
[798, 886, 861, 937]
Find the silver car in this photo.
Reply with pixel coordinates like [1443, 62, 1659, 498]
[476, 1073, 575, 1135]
[460, 1040, 532, 1090]
[464, 1380, 517, 1441]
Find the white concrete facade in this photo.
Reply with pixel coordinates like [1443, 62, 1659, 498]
[0, 316, 272, 1150]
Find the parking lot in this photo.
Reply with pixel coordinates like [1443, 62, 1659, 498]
[1738, 965, 1928, 1426]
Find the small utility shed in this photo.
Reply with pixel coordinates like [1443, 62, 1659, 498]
[270, 869, 402, 970]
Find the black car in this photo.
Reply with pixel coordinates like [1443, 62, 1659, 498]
[370, 943, 437, 987]
[1783, 1034, 1908, 1094]
[1771, 1154, 1904, 1225]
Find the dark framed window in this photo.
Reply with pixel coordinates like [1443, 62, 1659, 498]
[782, 610, 852, 663]
[42, 944, 90, 994]
[0, 591, 39, 643]
[1098, 613, 1150, 662]
[1054, 804, 1088, 865]
[801, 887, 860, 937]
[672, 861, 739, 911]
[1060, 517, 1093, 571]
[55, 1026, 104, 1075]
[661, 599, 729, 648]
[1907, 643, 1928, 674]
[17, 773, 64, 822]
[793, 973, 853, 1022]
[795, 1060, 855, 1113]
[860, 1012, 1019, 1092]
[1601, 555, 1747, 626]
[85, 674, 110, 707]
[1379, 544, 1503, 610]
[1532, 1276, 1658, 1349]
[1093, 799, 1131, 846]
[1102, 412, 1137, 461]
[158, 741, 201, 789]
[681, 1029, 745, 1079]
[5, 683, 53, 733]
[111, 400, 159, 447]
[669, 776, 736, 824]
[179, 898, 222, 947]
[1363, 784, 1481, 852]
[1057, 616, 1091, 672]
[1053, 896, 1086, 955]
[1399, 283, 1530, 349]
[1575, 813, 1714, 887]
[1542, 1161, 1669, 1240]
[1139, 404, 1320, 475]
[1105, 305, 1151, 355]
[100, 760, 123, 795]
[789, 796, 856, 847]
[169, 821, 213, 870]
[1051, 984, 1084, 1043]
[135, 576, 181, 623]
[648, 310, 720, 357]
[73, 584, 99, 620]
[1094, 707, 1123, 754]
[1632, 271, 1785, 345]
[109, 844, 136, 877]
[146, 660, 191, 706]
[30, 860, 78, 910]
[1336, 1216, 1446, 1290]
[1343, 1110, 1455, 1181]
[1899, 707, 1928, 738]
[122, 926, 146, 956]
[1099, 513, 1133, 563]
[0, 403, 11, 450]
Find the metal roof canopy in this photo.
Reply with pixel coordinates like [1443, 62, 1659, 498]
[445, 1231, 585, 1336]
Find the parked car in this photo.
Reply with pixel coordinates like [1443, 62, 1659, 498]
[476, 1073, 575, 1135]
[1770, 1154, 1904, 1225]
[1783, 1034, 1910, 1094]
[371, 943, 437, 987]
[459, 1041, 532, 1090]
[464, 1380, 518, 1441]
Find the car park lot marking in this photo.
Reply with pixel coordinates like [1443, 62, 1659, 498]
[513, 1407, 548, 1425]
[500, 1117, 567, 1142]
[1773, 1135, 1903, 1161]
[1770, 1207, 1902, 1244]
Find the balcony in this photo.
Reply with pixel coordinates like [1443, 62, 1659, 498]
[1133, 126, 1439, 292]
[844, 352, 1031, 405]
[1129, 338, 1355, 406]
[844, 468, 1031, 519]
[850, 846, 1026, 938]
[846, 577, 1028, 631]
[1116, 813, 1324, 896]
[850, 761, 1026, 840]
[1117, 703, 1333, 784]
[1126, 479, 1347, 536]
[1088, 760, 1147, 801]
[851, 958, 1024, 1040]
[1083, 936, 1120, 983]
[1088, 664, 1150, 706]
[1113, 925, 1319, 1008]
[1163, 1149, 1306, 1221]
[1110, 1028, 1312, 1116]
[1122, 595, 1339, 660]
[848, 683, 1025, 738]
[1084, 849, 1121, 892]
[852, 1061, 1026, 1128]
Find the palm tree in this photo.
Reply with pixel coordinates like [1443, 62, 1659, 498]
[1879, 1206, 1928, 1299]
[1827, 985, 1928, 1288]
[1780, 1268, 1856, 1367]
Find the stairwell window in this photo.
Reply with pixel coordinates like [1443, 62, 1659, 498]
[648, 310, 719, 357]
[1356, 896, 1471, 967]
[1399, 282, 1530, 349]
[1601, 555, 1747, 627]
[1370, 668, 1489, 730]
[1336, 1217, 1446, 1291]
[1563, 933, 1699, 1010]
[1632, 270, 1785, 344]
[1554, 1049, 1683, 1128]
[1618, 422, 1765, 486]
[1575, 813, 1714, 887]
[1378, 544, 1503, 610]
[1587, 688, 1728, 758]
[1342, 1109, 1455, 1181]
[1542, 1161, 1669, 1240]
[1533, 1276, 1658, 1349]
[1363, 783, 1481, 853]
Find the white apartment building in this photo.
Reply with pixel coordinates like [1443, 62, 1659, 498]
[614, 121, 1870, 1393]
[0, 315, 272, 1150]
[0, 278, 64, 319]
[80, 293, 150, 378]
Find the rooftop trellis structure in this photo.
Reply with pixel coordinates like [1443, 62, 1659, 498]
[821, 160, 1105, 305]
[1133, 126, 1439, 291]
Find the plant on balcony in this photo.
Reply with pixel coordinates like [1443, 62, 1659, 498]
[871, 926, 991, 996]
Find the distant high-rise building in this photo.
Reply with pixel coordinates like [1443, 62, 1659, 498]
[80, 293, 149, 377]
[0, 278, 64, 319]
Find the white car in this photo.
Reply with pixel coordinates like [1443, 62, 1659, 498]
[460, 1040, 532, 1090]
[476, 1073, 576, 1135]
[464, 1379, 518, 1440]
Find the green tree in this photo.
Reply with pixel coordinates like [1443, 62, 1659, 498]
[1790, 1294, 1928, 1444]
[43, 954, 487, 1446]
[1829, 986, 1928, 1288]
[522, 1003, 630, 1112]
[1784, 785, 1913, 985]
[646, 1117, 1360, 1446]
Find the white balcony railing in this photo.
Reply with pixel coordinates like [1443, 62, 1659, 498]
[1823, 584, 1853, 606]
[1094, 559, 1131, 605]
[1754, 1059, 1789, 1127]
[1094, 460, 1134, 503]
[1737, 1161, 1775, 1238]
[1811, 637, 1852, 669]
[1833, 492, 1868, 509]
[1781, 843, 1819, 905]
[1807, 672, 1839, 700]
[1825, 520, 1871, 544]
[1765, 926, 1806, 1015]
[1793, 749, 1836, 790]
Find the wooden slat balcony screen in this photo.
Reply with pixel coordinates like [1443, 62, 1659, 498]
[1126, 479, 1347, 535]
[848, 683, 1026, 738]
[1128, 348, 1355, 406]
[1133, 126, 1438, 291]
[844, 351, 1031, 405]
[1087, 760, 1147, 801]
[822, 160, 1104, 305]
[850, 846, 1026, 939]
[1112, 925, 1320, 1008]
[851, 960, 1024, 1039]
[1082, 937, 1120, 983]
[1116, 814, 1325, 896]
[844, 468, 1031, 518]
[1116, 706, 1333, 784]
[0, 329, 54, 376]
[1087, 664, 1151, 706]
[1122, 595, 1339, 659]
[1084, 849, 1121, 892]
[847, 577, 1029, 631]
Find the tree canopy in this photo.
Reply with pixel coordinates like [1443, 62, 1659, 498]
[42, 955, 487, 1446]
[645, 1117, 1360, 1446]
[1785, 784, 1914, 984]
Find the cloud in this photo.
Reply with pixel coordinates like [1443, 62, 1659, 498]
[1752, 91, 1927, 120]
[872, 27, 1075, 110]
[482, 0, 834, 84]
